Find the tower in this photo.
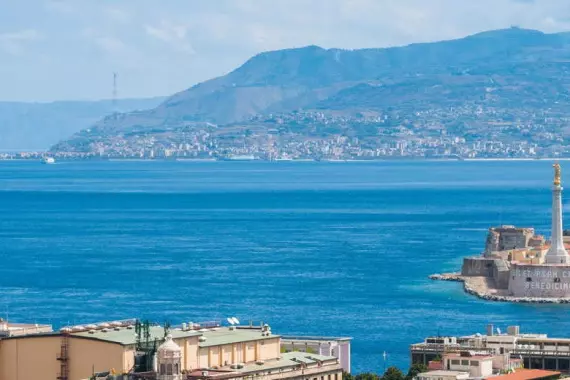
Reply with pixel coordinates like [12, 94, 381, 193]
[112, 72, 118, 116]
[156, 334, 182, 380]
[545, 163, 570, 264]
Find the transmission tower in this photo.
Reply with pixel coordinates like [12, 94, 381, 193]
[112, 72, 118, 116]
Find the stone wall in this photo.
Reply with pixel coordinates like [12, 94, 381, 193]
[484, 226, 535, 256]
[508, 264, 570, 297]
[461, 257, 496, 277]
[492, 259, 510, 289]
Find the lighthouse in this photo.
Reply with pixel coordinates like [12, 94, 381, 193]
[545, 163, 570, 264]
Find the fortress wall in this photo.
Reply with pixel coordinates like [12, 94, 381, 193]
[508, 264, 570, 297]
[493, 265, 510, 289]
[461, 257, 496, 277]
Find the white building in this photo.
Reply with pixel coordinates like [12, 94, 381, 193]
[444, 353, 494, 378]
[416, 370, 469, 380]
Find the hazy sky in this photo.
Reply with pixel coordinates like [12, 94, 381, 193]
[2, 0, 570, 102]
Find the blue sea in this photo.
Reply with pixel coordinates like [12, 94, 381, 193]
[1, 160, 570, 373]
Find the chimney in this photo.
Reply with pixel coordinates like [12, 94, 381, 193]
[487, 324, 494, 336]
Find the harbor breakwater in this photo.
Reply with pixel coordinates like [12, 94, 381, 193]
[429, 273, 570, 304]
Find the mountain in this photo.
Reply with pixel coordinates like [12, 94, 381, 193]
[52, 27, 570, 158]
[0, 97, 165, 150]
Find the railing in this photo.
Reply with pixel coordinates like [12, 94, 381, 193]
[512, 349, 570, 358]
[410, 344, 495, 354]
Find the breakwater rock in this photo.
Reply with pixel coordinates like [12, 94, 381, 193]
[430, 272, 570, 303]
[429, 273, 463, 282]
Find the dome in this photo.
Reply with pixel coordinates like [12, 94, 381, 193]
[158, 334, 181, 353]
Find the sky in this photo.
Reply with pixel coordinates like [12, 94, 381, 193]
[2, 0, 570, 102]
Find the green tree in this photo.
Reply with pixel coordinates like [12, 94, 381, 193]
[382, 366, 404, 380]
[405, 363, 428, 380]
[343, 371, 355, 380]
[355, 372, 381, 380]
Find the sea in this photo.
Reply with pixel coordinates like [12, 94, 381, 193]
[1, 160, 570, 373]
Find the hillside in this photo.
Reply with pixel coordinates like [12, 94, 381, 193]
[51, 27, 570, 159]
[0, 97, 165, 150]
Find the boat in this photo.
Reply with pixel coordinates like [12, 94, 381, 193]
[221, 155, 256, 161]
[42, 157, 55, 164]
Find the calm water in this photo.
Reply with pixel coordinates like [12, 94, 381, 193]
[1, 160, 569, 373]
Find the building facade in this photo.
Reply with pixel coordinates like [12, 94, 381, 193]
[411, 324, 570, 373]
[0, 319, 346, 380]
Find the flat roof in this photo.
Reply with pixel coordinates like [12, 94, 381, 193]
[486, 369, 560, 380]
[418, 371, 469, 377]
[72, 326, 201, 346]
[70, 326, 277, 347]
[239, 351, 336, 372]
[199, 327, 279, 348]
[187, 351, 338, 378]
[281, 336, 352, 342]
[0, 322, 53, 337]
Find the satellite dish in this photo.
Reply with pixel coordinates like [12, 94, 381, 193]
[496, 328, 502, 335]
[232, 317, 240, 325]
[227, 318, 235, 325]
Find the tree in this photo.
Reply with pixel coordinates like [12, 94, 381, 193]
[354, 373, 381, 380]
[405, 363, 428, 380]
[343, 371, 355, 380]
[382, 366, 404, 380]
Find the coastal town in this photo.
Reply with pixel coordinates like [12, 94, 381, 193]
[5, 104, 570, 161]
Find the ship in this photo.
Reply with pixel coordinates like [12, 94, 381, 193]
[221, 155, 256, 161]
[42, 156, 55, 164]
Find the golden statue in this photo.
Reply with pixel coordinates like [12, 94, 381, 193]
[554, 162, 561, 186]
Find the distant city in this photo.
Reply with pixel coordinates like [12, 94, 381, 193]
[4, 105, 570, 161]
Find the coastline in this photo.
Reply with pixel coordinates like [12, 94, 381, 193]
[429, 273, 570, 304]
[2, 157, 570, 163]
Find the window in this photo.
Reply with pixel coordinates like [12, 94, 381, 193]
[461, 360, 469, 365]
[160, 364, 166, 375]
[451, 360, 460, 365]
[175, 364, 179, 374]
[167, 364, 173, 375]
[470, 361, 479, 366]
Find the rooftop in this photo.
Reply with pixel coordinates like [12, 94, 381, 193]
[486, 369, 561, 380]
[0, 319, 53, 338]
[199, 327, 279, 348]
[281, 335, 352, 342]
[186, 351, 339, 379]
[238, 351, 336, 372]
[72, 325, 201, 345]
[70, 325, 277, 347]
[418, 370, 469, 377]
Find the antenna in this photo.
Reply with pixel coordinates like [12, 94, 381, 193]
[112, 72, 118, 116]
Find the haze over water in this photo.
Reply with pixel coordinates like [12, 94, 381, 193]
[1, 160, 570, 373]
